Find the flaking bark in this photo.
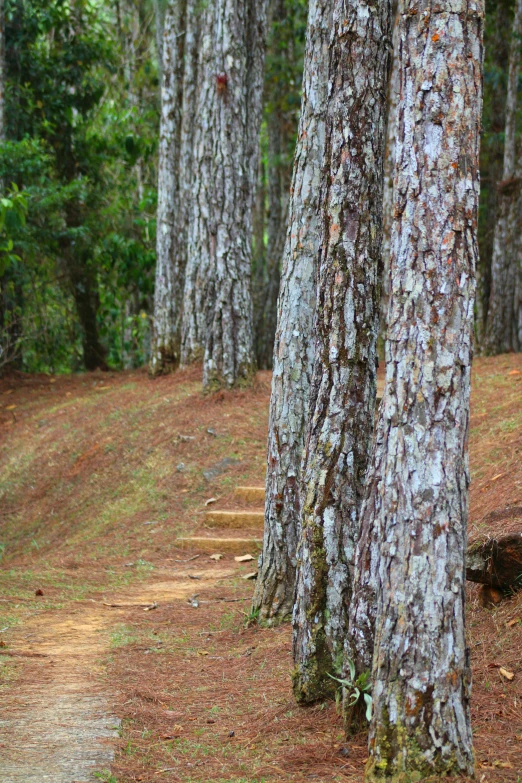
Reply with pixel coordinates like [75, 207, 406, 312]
[150, 1, 188, 376]
[380, 0, 400, 342]
[349, 1, 484, 777]
[181, 0, 268, 390]
[292, 0, 392, 704]
[252, 0, 332, 624]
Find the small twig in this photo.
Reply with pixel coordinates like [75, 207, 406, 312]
[172, 555, 200, 563]
[102, 601, 158, 609]
[154, 768, 179, 775]
[0, 651, 48, 658]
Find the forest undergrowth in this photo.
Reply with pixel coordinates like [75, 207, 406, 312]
[0, 357, 521, 781]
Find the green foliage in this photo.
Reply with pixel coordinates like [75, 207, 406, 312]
[327, 658, 373, 722]
[0, 185, 28, 275]
[1, 0, 159, 372]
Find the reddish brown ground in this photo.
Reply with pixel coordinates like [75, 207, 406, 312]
[1, 356, 521, 782]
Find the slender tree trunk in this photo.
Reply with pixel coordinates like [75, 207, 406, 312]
[292, 0, 391, 705]
[0, 0, 4, 144]
[252, 0, 332, 624]
[252, 156, 267, 351]
[486, 0, 522, 355]
[153, 0, 166, 83]
[150, 1, 187, 376]
[68, 256, 108, 371]
[181, 0, 267, 390]
[256, 109, 288, 370]
[349, 2, 484, 777]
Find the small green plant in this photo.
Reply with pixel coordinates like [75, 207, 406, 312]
[243, 606, 260, 628]
[94, 771, 118, 783]
[327, 657, 373, 721]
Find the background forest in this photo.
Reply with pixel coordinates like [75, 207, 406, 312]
[0, 0, 519, 375]
[0, 0, 307, 374]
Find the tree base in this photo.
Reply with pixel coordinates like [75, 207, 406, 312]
[203, 362, 256, 393]
[149, 344, 180, 378]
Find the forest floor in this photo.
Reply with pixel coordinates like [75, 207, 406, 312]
[0, 357, 521, 782]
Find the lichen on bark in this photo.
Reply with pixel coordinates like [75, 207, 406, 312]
[252, 0, 332, 624]
[349, 0, 484, 776]
[150, 0, 199, 377]
[292, 0, 392, 704]
[181, 0, 268, 390]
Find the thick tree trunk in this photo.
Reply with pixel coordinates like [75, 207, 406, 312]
[150, 1, 187, 376]
[291, 0, 391, 705]
[486, 0, 522, 355]
[349, 2, 484, 778]
[181, 0, 267, 390]
[252, 0, 331, 625]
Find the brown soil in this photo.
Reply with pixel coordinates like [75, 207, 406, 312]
[1, 356, 522, 782]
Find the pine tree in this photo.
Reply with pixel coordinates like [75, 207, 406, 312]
[252, 0, 332, 623]
[292, 0, 391, 703]
[181, 0, 268, 390]
[150, 0, 200, 376]
[351, 1, 484, 777]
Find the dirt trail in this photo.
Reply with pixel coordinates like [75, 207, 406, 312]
[0, 567, 234, 782]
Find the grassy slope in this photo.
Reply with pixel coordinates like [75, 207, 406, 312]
[0, 365, 271, 631]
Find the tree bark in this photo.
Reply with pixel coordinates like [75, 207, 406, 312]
[486, 0, 522, 355]
[255, 108, 289, 370]
[349, 2, 484, 778]
[291, 0, 391, 705]
[181, 0, 268, 390]
[150, 1, 187, 376]
[380, 0, 400, 343]
[153, 0, 166, 83]
[252, 0, 332, 625]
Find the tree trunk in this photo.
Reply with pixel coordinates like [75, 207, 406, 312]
[252, 0, 331, 625]
[291, 0, 391, 705]
[150, 1, 187, 376]
[255, 109, 288, 370]
[486, 0, 522, 355]
[0, 0, 4, 143]
[181, 0, 267, 390]
[252, 155, 267, 355]
[350, 2, 484, 778]
[68, 257, 108, 371]
[153, 0, 166, 83]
